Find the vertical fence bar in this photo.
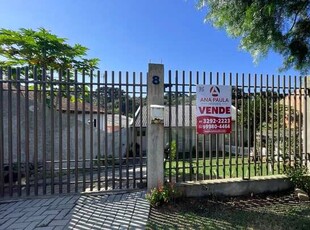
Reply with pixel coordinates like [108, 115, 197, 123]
[189, 71, 193, 181]
[74, 69, 79, 193]
[33, 67, 39, 195]
[296, 76, 304, 165]
[175, 71, 179, 182]
[253, 74, 257, 176]
[259, 74, 263, 176]
[16, 68, 22, 196]
[118, 71, 123, 189]
[139, 72, 143, 185]
[223, 73, 226, 179]
[90, 70, 94, 191]
[265, 75, 269, 175]
[182, 71, 186, 181]
[277, 75, 281, 173]
[202, 72, 206, 180]
[195, 72, 199, 180]
[271, 74, 275, 174]
[247, 74, 251, 179]
[132, 72, 136, 188]
[58, 69, 63, 194]
[168, 70, 172, 182]
[241, 73, 245, 179]
[104, 71, 108, 190]
[50, 70, 55, 195]
[42, 68, 47, 195]
[66, 69, 71, 193]
[0, 68, 3, 197]
[7, 67, 13, 196]
[298, 76, 302, 166]
[215, 72, 219, 179]
[229, 73, 232, 178]
[111, 71, 116, 189]
[215, 73, 219, 179]
[304, 76, 308, 168]
[97, 70, 101, 191]
[283, 75, 287, 169]
[293, 75, 297, 165]
[82, 70, 86, 191]
[288, 76, 292, 167]
[209, 72, 213, 179]
[235, 73, 239, 178]
[125, 72, 129, 188]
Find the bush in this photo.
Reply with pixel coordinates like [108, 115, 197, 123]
[285, 165, 310, 195]
[146, 182, 181, 207]
[164, 140, 177, 161]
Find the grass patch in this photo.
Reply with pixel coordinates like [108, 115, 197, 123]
[165, 157, 285, 180]
[147, 192, 310, 229]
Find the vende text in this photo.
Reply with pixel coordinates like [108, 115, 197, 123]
[199, 106, 231, 114]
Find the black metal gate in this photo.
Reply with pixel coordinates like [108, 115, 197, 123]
[0, 67, 147, 198]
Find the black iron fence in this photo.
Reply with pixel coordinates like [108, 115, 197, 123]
[0, 67, 147, 198]
[0, 66, 308, 198]
[164, 71, 309, 182]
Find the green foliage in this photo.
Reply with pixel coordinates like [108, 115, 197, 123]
[0, 28, 100, 106]
[0, 28, 99, 72]
[285, 165, 310, 194]
[164, 140, 177, 161]
[146, 182, 181, 207]
[170, 140, 177, 160]
[198, 1, 310, 73]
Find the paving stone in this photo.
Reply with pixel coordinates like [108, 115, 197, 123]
[49, 204, 74, 210]
[58, 196, 72, 205]
[0, 204, 9, 211]
[17, 200, 32, 208]
[24, 215, 47, 223]
[42, 198, 56, 206]
[0, 191, 150, 230]
[23, 207, 41, 214]
[49, 219, 70, 226]
[27, 199, 42, 208]
[33, 199, 47, 207]
[4, 211, 25, 219]
[37, 214, 57, 227]
[53, 226, 66, 230]
[33, 206, 49, 216]
[0, 218, 9, 225]
[67, 196, 80, 204]
[34, 227, 55, 230]
[54, 209, 71, 220]
[50, 197, 66, 207]
[42, 210, 59, 216]
[7, 221, 31, 229]
[0, 217, 18, 230]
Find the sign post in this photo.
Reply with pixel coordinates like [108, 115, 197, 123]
[196, 85, 232, 134]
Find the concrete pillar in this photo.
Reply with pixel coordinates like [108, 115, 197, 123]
[303, 77, 310, 169]
[147, 63, 164, 191]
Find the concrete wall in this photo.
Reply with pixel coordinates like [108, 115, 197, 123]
[178, 175, 293, 197]
[2, 90, 128, 169]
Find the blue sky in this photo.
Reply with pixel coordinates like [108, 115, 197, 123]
[0, 0, 301, 76]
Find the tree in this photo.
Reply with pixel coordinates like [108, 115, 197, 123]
[93, 86, 144, 116]
[0, 28, 99, 73]
[198, 1, 310, 74]
[0, 28, 100, 106]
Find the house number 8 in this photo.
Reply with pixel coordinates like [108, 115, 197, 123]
[152, 76, 160, 85]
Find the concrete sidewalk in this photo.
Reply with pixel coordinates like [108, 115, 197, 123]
[0, 191, 150, 229]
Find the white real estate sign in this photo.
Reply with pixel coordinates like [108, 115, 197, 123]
[196, 85, 232, 134]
